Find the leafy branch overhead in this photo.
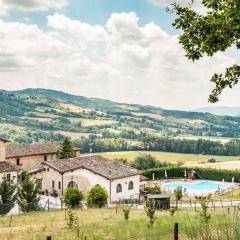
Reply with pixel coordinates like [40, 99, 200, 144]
[171, 0, 240, 102]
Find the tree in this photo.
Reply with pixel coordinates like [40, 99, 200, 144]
[86, 184, 108, 208]
[145, 200, 157, 228]
[57, 137, 75, 159]
[123, 206, 130, 221]
[174, 187, 183, 208]
[131, 154, 160, 170]
[17, 173, 40, 213]
[171, 0, 240, 102]
[64, 188, 84, 208]
[0, 178, 16, 216]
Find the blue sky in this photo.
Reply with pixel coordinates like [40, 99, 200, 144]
[0, 0, 238, 110]
[4, 0, 177, 34]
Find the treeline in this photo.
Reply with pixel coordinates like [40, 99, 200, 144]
[74, 136, 240, 156]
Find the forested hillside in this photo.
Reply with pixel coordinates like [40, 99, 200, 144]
[0, 89, 240, 154]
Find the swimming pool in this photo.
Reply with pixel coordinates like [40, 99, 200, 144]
[162, 180, 233, 196]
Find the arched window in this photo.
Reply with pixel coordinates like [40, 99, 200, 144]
[67, 181, 78, 189]
[116, 184, 122, 193]
[128, 181, 134, 190]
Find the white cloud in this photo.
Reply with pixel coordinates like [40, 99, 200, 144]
[0, 0, 68, 15]
[0, 12, 237, 110]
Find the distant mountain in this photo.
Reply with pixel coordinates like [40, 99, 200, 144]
[195, 106, 240, 117]
[1, 88, 240, 143]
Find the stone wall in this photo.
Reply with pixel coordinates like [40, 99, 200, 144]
[0, 171, 18, 184]
[0, 140, 6, 161]
[7, 153, 57, 171]
[32, 166, 140, 202]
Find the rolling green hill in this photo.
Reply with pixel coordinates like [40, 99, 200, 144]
[0, 88, 240, 144]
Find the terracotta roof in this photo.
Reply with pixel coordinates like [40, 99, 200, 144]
[6, 142, 80, 158]
[0, 161, 21, 173]
[140, 175, 148, 181]
[42, 155, 142, 180]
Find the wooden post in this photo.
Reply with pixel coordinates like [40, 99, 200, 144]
[46, 236, 51, 240]
[115, 203, 118, 215]
[84, 236, 87, 240]
[174, 223, 179, 240]
[9, 215, 12, 227]
[47, 199, 49, 211]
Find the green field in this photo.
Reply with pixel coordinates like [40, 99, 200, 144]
[0, 207, 238, 240]
[89, 151, 240, 164]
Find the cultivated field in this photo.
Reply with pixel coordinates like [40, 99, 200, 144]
[94, 151, 240, 164]
[0, 207, 238, 240]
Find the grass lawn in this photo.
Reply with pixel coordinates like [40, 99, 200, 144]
[91, 151, 240, 164]
[0, 207, 238, 240]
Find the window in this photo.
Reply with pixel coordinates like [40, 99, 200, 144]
[44, 155, 48, 161]
[116, 184, 122, 193]
[16, 159, 20, 165]
[52, 181, 55, 189]
[6, 174, 11, 181]
[128, 181, 134, 190]
[58, 181, 61, 190]
[67, 181, 78, 189]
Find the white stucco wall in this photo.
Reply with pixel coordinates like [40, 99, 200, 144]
[63, 168, 110, 195]
[110, 175, 140, 202]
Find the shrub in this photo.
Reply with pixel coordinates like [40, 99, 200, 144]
[145, 200, 157, 228]
[123, 207, 130, 221]
[174, 188, 183, 208]
[64, 188, 84, 208]
[145, 186, 161, 194]
[87, 184, 108, 208]
[51, 189, 58, 198]
[144, 166, 240, 182]
[208, 158, 217, 163]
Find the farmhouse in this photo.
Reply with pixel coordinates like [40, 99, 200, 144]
[3, 141, 80, 170]
[0, 138, 20, 183]
[32, 155, 142, 202]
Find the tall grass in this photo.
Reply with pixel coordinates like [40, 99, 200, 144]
[0, 208, 240, 239]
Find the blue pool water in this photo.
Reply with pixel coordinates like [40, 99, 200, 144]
[163, 180, 233, 195]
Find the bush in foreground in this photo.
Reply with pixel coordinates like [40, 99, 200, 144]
[0, 178, 16, 216]
[17, 173, 40, 213]
[64, 188, 84, 208]
[87, 184, 108, 208]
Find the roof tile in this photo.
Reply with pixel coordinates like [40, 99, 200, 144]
[42, 155, 142, 180]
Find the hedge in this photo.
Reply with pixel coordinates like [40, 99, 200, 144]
[144, 166, 240, 182]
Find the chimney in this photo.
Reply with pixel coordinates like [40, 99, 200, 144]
[0, 138, 8, 161]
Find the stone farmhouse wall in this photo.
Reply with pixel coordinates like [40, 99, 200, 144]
[0, 171, 18, 184]
[0, 141, 6, 161]
[7, 153, 58, 171]
[33, 166, 140, 202]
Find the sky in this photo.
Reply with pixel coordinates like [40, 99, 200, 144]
[0, 0, 239, 110]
